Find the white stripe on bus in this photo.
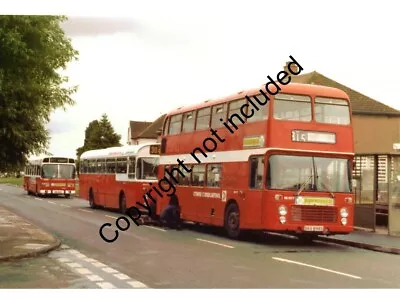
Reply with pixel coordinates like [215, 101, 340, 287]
[159, 147, 354, 165]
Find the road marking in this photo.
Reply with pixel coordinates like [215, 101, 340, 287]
[78, 208, 93, 213]
[48, 201, 57, 205]
[86, 274, 103, 282]
[127, 281, 148, 288]
[75, 267, 92, 275]
[96, 282, 116, 289]
[60, 204, 70, 208]
[272, 257, 362, 279]
[105, 215, 118, 219]
[54, 245, 148, 288]
[143, 225, 167, 232]
[113, 273, 130, 280]
[34, 198, 43, 201]
[102, 267, 118, 274]
[92, 261, 107, 268]
[196, 238, 234, 249]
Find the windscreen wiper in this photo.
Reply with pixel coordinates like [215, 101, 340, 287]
[296, 174, 313, 196]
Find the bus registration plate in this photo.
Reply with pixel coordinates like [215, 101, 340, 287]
[304, 225, 324, 232]
[53, 190, 64, 194]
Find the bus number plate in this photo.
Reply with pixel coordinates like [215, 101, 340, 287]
[304, 225, 324, 232]
[53, 190, 64, 194]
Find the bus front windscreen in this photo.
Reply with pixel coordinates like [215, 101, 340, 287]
[267, 155, 352, 193]
[42, 164, 76, 179]
[59, 164, 76, 179]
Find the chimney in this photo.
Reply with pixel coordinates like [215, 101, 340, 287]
[283, 61, 298, 75]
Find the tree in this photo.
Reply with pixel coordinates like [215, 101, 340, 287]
[0, 16, 79, 171]
[76, 114, 122, 159]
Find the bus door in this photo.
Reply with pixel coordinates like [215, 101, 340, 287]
[245, 156, 265, 228]
[191, 165, 211, 224]
[204, 164, 224, 226]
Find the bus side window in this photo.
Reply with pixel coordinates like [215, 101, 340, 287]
[196, 107, 211, 131]
[206, 164, 221, 187]
[249, 156, 264, 189]
[163, 117, 170, 136]
[191, 165, 205, 186]
[182, 111, 195, 133]
[116, 158, 127, 173]
[106, 159, 116, 173]
[211, 104, 227, 128]
[98, 160, 106, 173]
[179, 164, 191, 186]
[169, 114, 183, 135]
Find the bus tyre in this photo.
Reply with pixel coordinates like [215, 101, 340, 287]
[119, 192, 127, 214]
[89, 190, 96, 209]
[65, 194, 71, 199]
[224, 203, 241, 239]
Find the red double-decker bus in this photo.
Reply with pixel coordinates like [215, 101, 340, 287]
[24, 156, 77, 198]
[79, 143, 160, 213]
[156, 83, 354, 240]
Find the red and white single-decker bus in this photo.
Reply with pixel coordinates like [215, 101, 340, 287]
[79, 143, 160, 214]
[24, 156, 77, 198]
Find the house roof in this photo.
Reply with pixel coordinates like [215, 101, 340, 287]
[129, 121, 153, 139]
[135, 114, 167, 139]
[291, 71, 400, 116]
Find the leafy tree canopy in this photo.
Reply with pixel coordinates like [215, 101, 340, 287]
[76, 113, 122, 159]
[0, 15, 79, 171]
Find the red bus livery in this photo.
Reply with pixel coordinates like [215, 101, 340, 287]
[157, 83, 354, 240]
[24, 156, 77, 198]
[79, 143, 160, 214]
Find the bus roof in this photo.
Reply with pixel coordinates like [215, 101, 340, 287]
[80, 143, 160, 160]
[166, 83, 350, 116]
[28, 156, 75, 165]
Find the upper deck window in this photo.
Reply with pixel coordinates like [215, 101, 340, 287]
[182, 111, 195, 133]
[314, 97, 350, 125]
[196, 107, 211, 131]
[229, 98, 247, 118]
[274, 93, 312, 122]
[211, 103, 227, 128]
[168, 114, 182, 135]
[247, 93, 269, 123]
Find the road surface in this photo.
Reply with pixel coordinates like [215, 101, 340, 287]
[1, 184, 399, 288]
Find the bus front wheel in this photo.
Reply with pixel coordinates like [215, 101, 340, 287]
[224, 203, 241, 239]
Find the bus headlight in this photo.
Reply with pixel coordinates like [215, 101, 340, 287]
[340, 208, 349, 218]
[278, 205, 287, 216]
[279, 216, 286, 224]
[341, 217, 347, 225]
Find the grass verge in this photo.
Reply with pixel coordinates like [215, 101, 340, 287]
[0, 177, 24, 186]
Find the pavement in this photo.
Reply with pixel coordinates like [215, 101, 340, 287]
[0, 205, 61, 262]
[318, 228, 400, 255]
[2, 183, 400, 288]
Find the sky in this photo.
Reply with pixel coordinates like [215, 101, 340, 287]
[4, 0, 400, 158]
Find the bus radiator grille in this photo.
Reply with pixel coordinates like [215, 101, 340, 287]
[290, 206, 337, 223]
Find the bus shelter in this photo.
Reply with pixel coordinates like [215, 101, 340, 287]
[353, 153, 400, 236]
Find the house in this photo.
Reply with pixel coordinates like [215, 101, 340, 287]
[127, 114, 166, 145]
